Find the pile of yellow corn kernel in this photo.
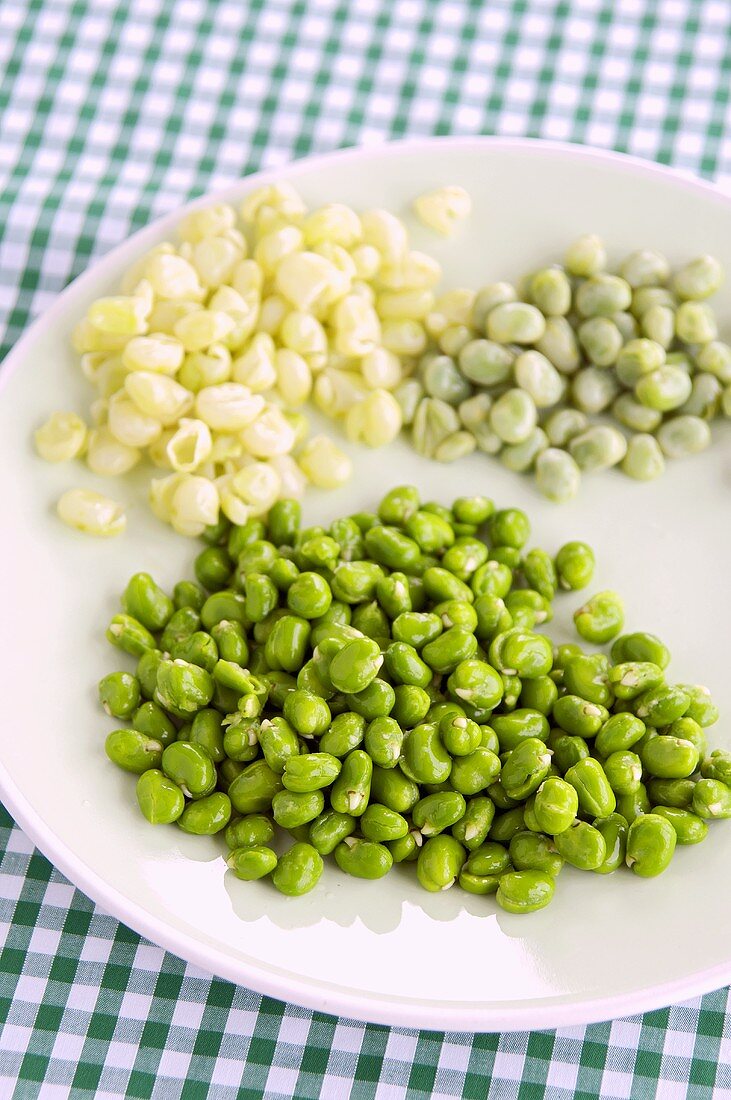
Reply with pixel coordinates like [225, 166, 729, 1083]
[36, 182, 471, 536]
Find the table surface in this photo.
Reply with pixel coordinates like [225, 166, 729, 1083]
[2, 1, 731, 1096]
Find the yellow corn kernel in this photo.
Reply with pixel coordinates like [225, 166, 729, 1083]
[178, 203, 237, 242]
[313, 369, 368, 417]
[149, 473, 185, 521]
[124, 372, 194, 425]
[303, 203, 362, 247]
[298, 435, 352, 489]
[413, 185, 472, 237]
[361, 209, 408, 266]
[120, 243, 175, 295]
[230, 462, 282, 516]
[380, 319, 426, 358]
[34, 411, 88, 462]
[87, 294, 150, 337]
[190, 235, 244, 288]
[231, 258, 264, 299]
[280, 311, 328, 359]
[169, 474, 220, 536]
[72, 318, 129, 354]
[257, 295, 289, 336]
[311, 242, 356, 306]
[376, 289, 435, 321]
[85, 427, 140, 476]
[240, 405, 297, 458]
[121, 334, 185, 375]
[377, 250, 442, 290]
[284, 410, 309, 447]
[254, 225, 303, 276]
[144, 252, 205, 300]
[90, 398, 109, 426]
[269, 453, 308, 498]
[361, 347, 402, 390]
[274, 348, 312, 407]
[209, 285, 259, 349]
[210, 433, 244, 463]
[165, 418, 213, 472]
[332, 295, 381, 358]
[240, 182, 307, 226]
[345, 389, 402, 447]
[57, 489, 126, 537]
[231, 333, 277, 392]
[94, 356, 129, 399]
[275, 251, 339, 311]
[426, 288, 476, 337]
[350, 244, 381, 280]
[194, 383, 265, 432]
[174, 310, 236, 352]
[177, 344, 232, 392]
[148, 429, 176, 469]
[108, 392, 163, 448]
[349, 280, 376, 305]
[147, 299, 203, 335]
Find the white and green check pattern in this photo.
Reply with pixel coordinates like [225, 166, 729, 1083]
[3, 0, 731, 1095]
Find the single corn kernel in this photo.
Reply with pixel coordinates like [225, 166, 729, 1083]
[87, 295, 150, 337]
[303, 203, 362, 247]
[121, 334, 185, 375]
[124, 372, 194, 425]
[345, 389, 402, 447]
[174, 310, 236, 352]
[240, 405, 297, 458]
[178, 202, 236, 242]
[144, 253, 204, 300]
[165, 418, 213, 473]
[413, 185, 472, 236]
[231, 333, 277, 392]
[57, 489, 126, 537]
[169, 475, 220, 536]
[86, 427, 141, 476]
[274, 348, 312, 406]
[298, 435, 353, 488]
[34, 411, 87, 462]
[108, 393, 163, 448]
[194, 383, 265, 432]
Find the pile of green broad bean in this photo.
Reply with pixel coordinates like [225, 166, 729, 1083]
[100, 487, 729, 912]
[400, 241, 731, 501]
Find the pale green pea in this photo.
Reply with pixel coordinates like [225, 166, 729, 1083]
[570, 366, 620, 414]
[693, 778, 731, 820]
[656, 415, 711, 458]
[641, 304, 675, 348]
[577, 317, 623, 366]
[439, 324, 472, 357]
[514, 351, 565, 407]
[364, 717, 404, 769]
[633, 684, 689, 726]
[328, 637, 383, 693]
[422, 354, 472, 405]
[543, 408, 588, 448]
[400, 723, 452, 785]
[412, 397, 461, 458]
[621, 434, 666, 481]
[632, 286, 676, 317]
[680, 373, 722, 419]
[394, 378, 424, 424]
[641, 736, 699, 780]
[486, 302, 546, 344]
[612, 310, 639, 341]
[99, 672, 141, 720]
[619, 248, 670, 288]
[136, 770, 185, 824]
[535, 316, 581, 374]
[611, 394, 663, 433]
[647, 778, 696, 809]
[178, 792, 231, 835]
[471, 282, 517, 329]
[107, 614, 157, 658]
[161, 742, 216, 799]
[673, 254, 723, 300]
[676, 300, 718, 344]
[489, 388, 538, 444]
[458, 339, 514, 386]
[565, 234, 606, 277]
[635, 366, 693, 411]
[569, 427, 627, 471]
[535, 448, 581, 503]
[435, 431, 477, 463]
[680, 684, 719, 728]
[695, 340, 731, 383]
[615, 338, 666, 387]
[528, 267, 572, 315]
[576, 274, 632, 317]
[228, 760, 284, 814]
[626, 814, 676, 877]
[122, 572, 174, 632]
[413, 791, 466, 836]
[574, 590, 624, 644]
[611, 632, 670, 669]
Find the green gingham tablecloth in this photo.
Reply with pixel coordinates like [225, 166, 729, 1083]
[3, 0, 731, 1095]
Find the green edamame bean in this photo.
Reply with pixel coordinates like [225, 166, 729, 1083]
[400, 724, 452, 785]
[370, 765, 419, 814]
[328, 637, 383, 694]
[653, 805, 708, 845]
[451, 796, 495, 850]
[509, 831, 563, 878]
[105, 729, 163, 774]
[594, 813, 628, 874]
[345, 678, 396, 721]
[255, 717, 299, 774]
[391, 685, 431, 728]
[446, 660, 503, 712]
[608, 663, 664, 702]
[554, 542, 595, 591]
[701, 750, 731, 785]
[439, 713, 481, 757]
[189, 708, 225, 763]
[603, 751, 643, 796]
[384, 642, 432, 688]
[201, 591, 248, 631]
[495, 631, 553, 680]
[392, 612, 443, 649]
[136, 769, 185, 824]
[533, 777, 579, 835]
[308, 810, 356, 855]
[376, 572, 412, 620]
[224, 814, 274, 849]
[416, 835, 466, 892]
[678, 684, 719, 728]
[155, 658, 214, 718]
[553, 696, 608, 737]
[282, 690, 331, 738]
[210, 620, 248, 666]
[133, 701, 177, 746]
[501, 738, 553, 800]
[228, 760, 283, 814]
[360, 803, 409, 842]
[692, 778, 731, 820]
[270, 557, 300, 592]
[330, 750, 372, 816]
[171, 631, 218, 673]
[319, 712, 366, 758]
[641, 735, 699, 779]
[282, 752, 341, 793]
[626, 813, 676, 876]
[334, 837, 393, 879]
[331, 561, 384, 604]
[237, 539, 279, 576]
[421, 628, 480, 677]
[554, 820, 606, 870]
[562, 654, 613, 708]
[364, 717, 404, 769]
[194, 547, 233, 592]
[491, 709, 550, 752]
[647, 777, 696, 809]
[268, 498, 302, 546]
[364, 525, 421, 572]
[242, 573, 278, 624]
[286, 572, 332, 620]
[107, 614, 157, 658]
[489, 806, 526, 844]
[634, 685, 690, 727]
[264, 615, 311, 673]
[222, 716, 260, 763]
[227, 519, 265, 558]
[99, 672, 141, 720]
[178, 792, 231, 835]
[611, 632, 670, 670]
[122, 573, 174, 632]
[173, 580, 206, 613]
[161, 741, 216, 800]
[137, 650, 165, 700]
[616, 784, 651, 823]
[272, 843, 323, 895]
[227, 845, 278, 881]
[574, 591, 624, 644]
[412, 791, 466, 836]
[388, 831, 422, 863]
[422, 567, 474, 605]
[496, 870, 554, 914]
[565, 757, 616, 817]
[272, 789, 325, 829]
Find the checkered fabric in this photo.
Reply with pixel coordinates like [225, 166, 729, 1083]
[3, 0, 731, 1095]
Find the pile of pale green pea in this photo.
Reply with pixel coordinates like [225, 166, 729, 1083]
[398, 239, 731, 501]
[99, 486, 730, 913]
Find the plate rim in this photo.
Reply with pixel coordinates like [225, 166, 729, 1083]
[3, 134, 731, 1032]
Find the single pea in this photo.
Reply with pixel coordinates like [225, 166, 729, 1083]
[228, 760, 283, 814]
[496, 870, 554, 914]
[595, 713, 647, 757]
[416, 835, 466, 892]
[370, 764, 419, 814]
[574, 591, 624, 644]
[603, 750, 643, 796]
[593, 813, 628, 874]
[136, 769, 185, 824]
[107, 614, 157, 658]
[692, 778, 731, 820]
[611, 632, 670, 670]
[487, 509, 530, 551]
[286, 572, 332, 620]
[363, 717, 404, 770]
[375, 485, 419, 525]
[652, 805, 708, 846]
[391, 685, 431, 729]
[178, 791, 231, 835]
[308, 810, 356, 855]
[122, 573, 174, 632]
[665, 717, 706, 760]
[562, 654, 613, 708]
[577, 315, 623, 366]
[363, 525, 421, 573]
[173, 580, 206, 613]
[345, 678, 396, 721]
[518, 676, 558, 716]
[172, 630, 219, 673]
[495, 632, 553, 680]
[647, 777, 696, 809]
[421, 627, 477, 676]
[451, 796, 495, 850]
[227, 519, 266, 559]
[136, 650, 165, 700]
[222, 715, 260, 763]
[318, 712, 366, 758]
[554, 542, 595, 591]
[501, 738, 553, 801]
[273, 788, 325, 829]
[400, 723, 452, 785]
[194, 547, 233, 593]
[282, 752, 341, 794]
[376, 573, 412, 620]
[438, 713, 480, 758]
[616, 784, 651, 824]
[388, 831, 422, 863]
[473, 595, 512, 644]
[634, 685, 690, 727]
[154, 659, 214, 719]
[280, 690, 330, 739]
[224, 814, 274, 849]
[554, 820, 606, 871]
[326, 637, 383, 695]
[269, 557, 300, 592]
[267, 498, 302, 546]
[99, 672, 141, 720]
[391, 612, 443, 650]
[200, 591, 247, 632]
[553, 696, 608, 737]
[161, 741, 216, 800]
[534, 448, 581, 504]
[254, 716, 298, 774]
[334, 837, 393, 880]
[330, 749, 372, 816]
[105, 728, 163, 775]
[509, 831, 563, 878]
[471, 561, 513, 601]
[262, 615, 310, 674]
[491, 709, 550, 752]
[132, 702, 176, 746]
[383, 642, 431, 689]
[422, 567, 474, 606]
[701, 750, 731, 785]
[272, 842, 323, 895]
[207, 621, 247, 667]
[565, 757, 616, 818]
[412, 791, 466, 837]
[227, 845, 278, 881]
[565, 234, 606, 277]
[533, 777, 579, 835]
[626, 813, 676, 877]
[237, 538, 279, 577]
[547, 732, 590, 774]
[505, 588, 552, 627]
[444, 661, 502, 713]
[360, 803, 410, 843]
[188, 708, 225, 763]
[677, 684, 719, 728]
[608, 662, 664, 702]
[489, 806, 526, 845]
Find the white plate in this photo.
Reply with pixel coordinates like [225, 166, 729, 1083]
[2, 138, 731, 1033]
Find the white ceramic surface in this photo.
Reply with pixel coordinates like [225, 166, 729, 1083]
[2, 139, 731, 1032]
